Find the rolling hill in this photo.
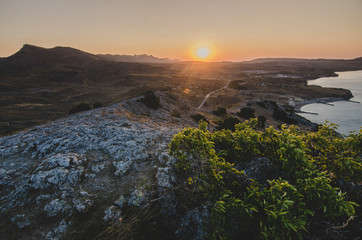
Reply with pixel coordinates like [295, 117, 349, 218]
[1, 44, 362, 136]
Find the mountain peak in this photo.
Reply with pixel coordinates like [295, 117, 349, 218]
[22, 43, 42, 49]
[18, 44, 47, 53]
[0, 44, 101, 73]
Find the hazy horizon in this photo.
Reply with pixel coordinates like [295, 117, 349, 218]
[1, 0, 362, 61]
[3, 43, 362, 63]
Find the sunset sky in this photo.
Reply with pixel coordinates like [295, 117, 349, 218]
[1, 0, 361, 61]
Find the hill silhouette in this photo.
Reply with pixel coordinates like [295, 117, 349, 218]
[0, 44, 102, 73]
[98, 53, 179, 63]
[0, 44, 177, 135]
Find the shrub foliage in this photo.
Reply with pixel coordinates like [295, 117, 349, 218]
[237, 107, 255, 119]
[69, 103, 91, 114]
[216, 117, 241, 131]
[191, 113, 209, 124]
[138, 90, 161, 109]
[212, 107, 227, 116]
[170, 119, 360, 239]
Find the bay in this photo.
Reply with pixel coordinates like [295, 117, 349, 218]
[298, 70, 362, 135]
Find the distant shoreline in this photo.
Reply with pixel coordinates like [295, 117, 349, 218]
[294, 71, 357, 112]
[294, 70, 362, 135]
[294, 97, 349, 113]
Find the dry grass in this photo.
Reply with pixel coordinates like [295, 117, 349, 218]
[94, 205, 161, 240]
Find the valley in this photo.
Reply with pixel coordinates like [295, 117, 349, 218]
[1, 44, 362, 136]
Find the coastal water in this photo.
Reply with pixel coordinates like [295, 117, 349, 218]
[298, 70, 362, 135]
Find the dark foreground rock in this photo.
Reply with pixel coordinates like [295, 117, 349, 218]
[0, 92, 209, 239]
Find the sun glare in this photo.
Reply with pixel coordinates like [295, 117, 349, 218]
[190, 44, 215, 61]
[196, 47, 210, 59]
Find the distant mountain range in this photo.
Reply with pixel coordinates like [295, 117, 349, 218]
[0, 44, 179, 73]
[246, 57, 362, 64]
[98, 53, 179, 63]
[2, 44, 361, 65]
[0, 44, 101, 74]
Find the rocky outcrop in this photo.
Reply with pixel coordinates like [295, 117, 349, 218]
[1, 90, 324, 239]
[0, 92, 202, 239]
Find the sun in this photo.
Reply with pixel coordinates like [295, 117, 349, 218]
[196, 47, 210, 59]
[190, 44, 215, 61]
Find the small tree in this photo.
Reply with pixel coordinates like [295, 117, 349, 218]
[257, 115, 267, 128]
[138, 90, 161, 110]
[216, 117, 240, 131]
[93, 102, 103, 108]
[273, 108, 296, 124]
[213, 107, 227, 116]
[191, 113, 209, 124]
[69, 103, 91, 115]
[237, 107, 255, 119]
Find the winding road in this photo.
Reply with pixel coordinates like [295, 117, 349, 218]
[198, 79, 231, 109]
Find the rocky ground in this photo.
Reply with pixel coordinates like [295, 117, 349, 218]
[0, 88, 357, 239]
[0, 92, 211, 239]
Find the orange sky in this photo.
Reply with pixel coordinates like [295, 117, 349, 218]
[0, 0, 361, 61]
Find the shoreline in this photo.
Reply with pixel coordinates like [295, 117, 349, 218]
[293, 97, 350, 113]
[294, 70, 358, 112]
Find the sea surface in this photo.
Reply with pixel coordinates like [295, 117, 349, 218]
[298, 70, 362, 135]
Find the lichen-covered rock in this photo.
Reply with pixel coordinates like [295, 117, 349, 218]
[103, 206, 122, 223]
[91, 164, 105, 173]
[175, 204, 210, 240]
[0, 94, 198, 239]
[128, 189, 148, 207]
[72, 198, 94, 213]
[114, 195, 126, 208]
[156, 167, 175, 188]
[0, 168, 12, 185]
[44, 199, 72, 217]
[11, 214, 31, 229]
[29, 153, 86, 190]
[45, 219, 69, 240]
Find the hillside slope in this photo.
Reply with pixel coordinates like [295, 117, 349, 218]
[0, 45, 176, 135]
[0, 92, 203, 239]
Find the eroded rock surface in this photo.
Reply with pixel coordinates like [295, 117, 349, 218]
[0, 92, 201, 239]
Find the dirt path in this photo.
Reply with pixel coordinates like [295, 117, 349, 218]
[198, 79, 231, 109]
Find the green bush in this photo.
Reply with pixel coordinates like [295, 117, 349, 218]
[170, 120, 360, 239]
[229, 81, 248, 90]
[191, 113, 209, 124]
[237, 107, 255, 119]
[212, 107, 227, 116]
[273, 108, 297, 124]
[138, 90, 161, 110]
[216, 117, 240, 131]
[93, 102, 103, 108]
[69, 103, 91, 114]
[258, 115, 267, 128]
[256, 101, 267, 109]
[303, 123, 362, 183]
